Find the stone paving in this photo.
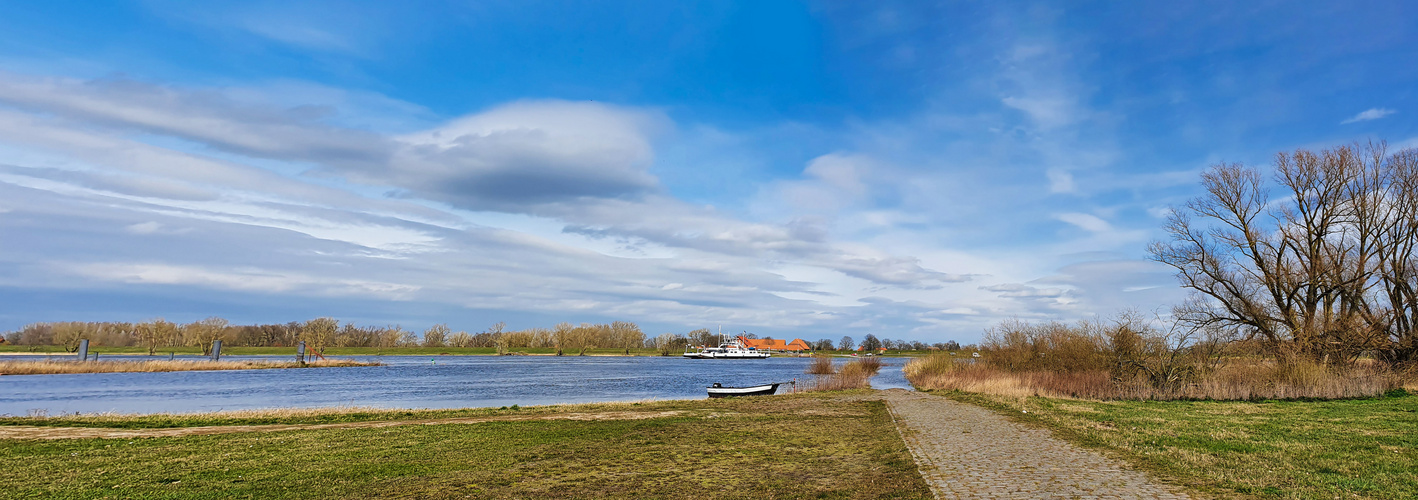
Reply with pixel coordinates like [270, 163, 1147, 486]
[882, 390, 1194, 499]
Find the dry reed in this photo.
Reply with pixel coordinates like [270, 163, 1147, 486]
[803, 373, 870, 391]
[0, 359, 381, 375]
[805, 356, 836, 375]
[804, 358, 881, 391]
[905, 354, 1406, 400]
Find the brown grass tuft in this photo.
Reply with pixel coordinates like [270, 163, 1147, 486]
[804, 373, 870, 391]
[805, 356, 836, 375]
[804, 358, 881, 391]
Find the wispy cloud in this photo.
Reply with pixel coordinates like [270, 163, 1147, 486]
[1054, 212, 1112, 233]
[1341, 108, 1396, 124]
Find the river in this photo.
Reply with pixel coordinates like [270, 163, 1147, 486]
[0, 355, 913, 415]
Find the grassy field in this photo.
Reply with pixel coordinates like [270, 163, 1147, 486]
[938, 389, 1417, 499]
[0, 393, 930, 499]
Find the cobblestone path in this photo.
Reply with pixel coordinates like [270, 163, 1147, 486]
[883, 390, 1194, 499]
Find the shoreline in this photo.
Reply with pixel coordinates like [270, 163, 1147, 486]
[0, 359, 382, 376]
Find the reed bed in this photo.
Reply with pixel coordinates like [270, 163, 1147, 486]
[905, 355, 1408, 400]
[805, 355, 836, 375]
[0, 359, 381, 375]
[804, 358, 881, 391]
[840, 356, 881, 377]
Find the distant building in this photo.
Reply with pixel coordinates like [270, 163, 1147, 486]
[736, 336, 811, 352]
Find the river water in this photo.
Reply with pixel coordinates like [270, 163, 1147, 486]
[0, 355, 913, 415]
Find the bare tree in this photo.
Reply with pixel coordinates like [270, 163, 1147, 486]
[838, 336, 854, 351]
[136, 318, 177, 355]
[423, 324, 450, 348]
[302, 317, 338, 355]
[1152, 142, 1418, 364]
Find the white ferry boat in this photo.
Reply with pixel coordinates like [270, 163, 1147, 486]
[683, 339, 770, 359]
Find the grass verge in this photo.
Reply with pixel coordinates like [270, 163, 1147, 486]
[0, 393, 929, 499]
[0, 359, 380, 375]
[935, 389, 1417, 499]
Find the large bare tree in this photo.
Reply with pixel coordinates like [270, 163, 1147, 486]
[1152, 142, 1418, 364]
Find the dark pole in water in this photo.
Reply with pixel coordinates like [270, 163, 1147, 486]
[297, 341, 307, 365]
[77, 339, 89, 362]
[211, 340, 222, 361]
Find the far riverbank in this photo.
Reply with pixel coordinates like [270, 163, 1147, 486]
[0, 345, 930, 357]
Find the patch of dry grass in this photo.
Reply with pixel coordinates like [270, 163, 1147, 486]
[906, 354, 1409, 400]
[805, 355, 835, 375]
[905, 358, 1113, 398]
[840, 356, 881, 377]
[0, 358, 380, 375]
[804, 358, 882, 391]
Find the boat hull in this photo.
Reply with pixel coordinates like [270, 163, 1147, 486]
[706, 383, 780, 398]
[685, 352, 769, 359]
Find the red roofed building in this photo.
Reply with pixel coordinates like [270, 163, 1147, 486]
[737, 336, 812, 352]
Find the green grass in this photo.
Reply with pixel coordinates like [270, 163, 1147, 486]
[0, 394, 929, 499]
[938, 389, 1418, 499]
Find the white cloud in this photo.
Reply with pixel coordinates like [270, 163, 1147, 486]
[1054, 212, 1112, 232]
[124, 222, 163, 235]
[1341, 108, 1396, 124]
[380, 100, 665, 211]
[1002, 95, 1077, 129]
[66, 262, 420, 299]
[1046, 168, 1075, 193]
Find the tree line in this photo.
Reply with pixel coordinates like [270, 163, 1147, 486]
[2, 319, 963, 357]
[2, 318, 647, 356]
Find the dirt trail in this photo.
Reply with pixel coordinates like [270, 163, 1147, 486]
[882, 389, 1195, 499]
[0, 410, 694, 440]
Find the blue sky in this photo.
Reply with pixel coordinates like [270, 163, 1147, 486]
[0, 1, 1414, 342]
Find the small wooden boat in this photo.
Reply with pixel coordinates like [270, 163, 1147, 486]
[706, 382, 781, 398]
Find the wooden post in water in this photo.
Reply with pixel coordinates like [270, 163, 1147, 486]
[297, 341, 307, 365]
[77, 339, 90, 362]
[211, 340, 222, 361]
